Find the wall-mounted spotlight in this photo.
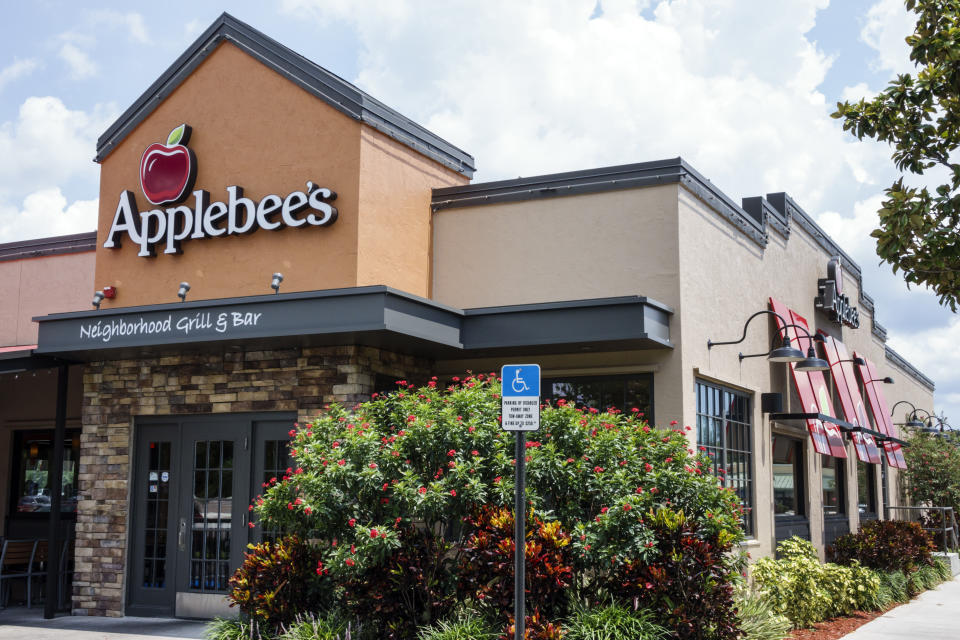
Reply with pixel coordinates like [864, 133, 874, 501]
[177, 282, 191, 302]
[91, 291, 105, 310]
[270, 272, 284, 294]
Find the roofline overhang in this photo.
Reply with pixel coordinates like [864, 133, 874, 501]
[33, 286, 672, 362]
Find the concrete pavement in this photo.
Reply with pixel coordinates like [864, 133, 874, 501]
[843, 575, 960, 639]
[0, 607, 207, 640]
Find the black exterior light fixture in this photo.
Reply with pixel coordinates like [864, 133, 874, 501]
[868, 376, 895, 384]
[708, 309, 805, 363]
[177, 282, 191, 302]
[270, 272, 284, 294]
[891, 400, 928, 429]
[91, 291, 104, 310]
[735, 321, 830, 372]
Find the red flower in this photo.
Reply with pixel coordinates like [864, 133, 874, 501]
[349, 518, 356, 527]
[593, 466, 604, 473]
[337, 459, 345, 466]
[600, 506, 609, 514]
[494, 476, 502, 483]
[471, 450, 479, 456]
[369, 462, 377, 469]
[418, 486, 427, 494]
[370, 529, 379, 538]
[448, 449, 456, 457]
[288, 429, 296, 437]
[294, 497, 303, 505]
[304, 507, 312, 515]
[332, 442, 340, 448]
[294, 467, 303, 474]
[287, 502, 294, 510]
[623, 504, 632, 511]
[665, 457, 673, 463]
[345, 558, 355, 566]
[644, 463, 652, 472]
[248, 522, 255, 529]
[450, 489, 457, 497]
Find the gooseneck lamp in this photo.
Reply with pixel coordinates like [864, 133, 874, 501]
[867, 376, 895, 385]
[890, 400, 923, 428]
[707, 310, 805, 363]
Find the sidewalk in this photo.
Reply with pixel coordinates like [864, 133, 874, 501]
[0, 607, 207, 640]
[843, 575, 960, 639]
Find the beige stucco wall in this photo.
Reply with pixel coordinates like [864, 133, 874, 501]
[431, 184, 684, 421]
[676, 186, 934, 558]
[433, 178, 935, 560]
[0, 252, 94, 347]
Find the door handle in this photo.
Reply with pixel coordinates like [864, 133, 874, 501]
[178, 517, 187, 551]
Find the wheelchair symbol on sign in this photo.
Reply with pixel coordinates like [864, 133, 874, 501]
[511, 368, 531, 394]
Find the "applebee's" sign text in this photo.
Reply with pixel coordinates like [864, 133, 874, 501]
[103, 123, 338, 257]
[104, 183, 338, 257]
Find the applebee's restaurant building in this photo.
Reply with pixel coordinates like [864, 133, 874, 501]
[0, 13, 938, 619]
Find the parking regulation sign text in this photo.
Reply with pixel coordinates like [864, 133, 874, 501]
[501, 364, 540, 431]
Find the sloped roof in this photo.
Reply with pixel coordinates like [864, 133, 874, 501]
[95, 12, 476, 177]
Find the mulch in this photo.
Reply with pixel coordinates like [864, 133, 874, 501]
[788, 604, 898, 640]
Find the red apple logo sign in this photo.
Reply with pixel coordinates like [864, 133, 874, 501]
[139, 124, 197, 205]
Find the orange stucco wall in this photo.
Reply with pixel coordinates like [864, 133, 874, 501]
[357, 127, 467, 297]
[94, 40, 459, 308]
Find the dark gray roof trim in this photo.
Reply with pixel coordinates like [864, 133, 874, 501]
[95, 13, 475, 177]
[0, 231, 96, 263]
[885, 345, 935, 391]
[432, 157, 767, 247]
[33, 286, 672, 360]
[743, 196, 790, 239]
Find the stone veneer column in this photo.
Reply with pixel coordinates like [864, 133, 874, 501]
[73, 345, 430, 616]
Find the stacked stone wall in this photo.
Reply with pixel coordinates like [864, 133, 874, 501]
[73, 345, 430, 616]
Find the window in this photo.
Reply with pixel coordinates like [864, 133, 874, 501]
[772, 436, 804, 517]
[822, 456, 845, 516]
[542, 374, 653, 421]
[10, 429, 81, 515]
[857, 461, 877, 516]
[696, 381, 753, 536]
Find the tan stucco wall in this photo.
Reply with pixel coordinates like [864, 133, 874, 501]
[431, 185, 684, 421]
[675, 186, 934, 558]
[433, 179, 934, 561]
[0, 252, 94, 347]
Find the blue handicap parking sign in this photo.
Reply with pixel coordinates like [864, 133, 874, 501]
[502, 364, 540, 397]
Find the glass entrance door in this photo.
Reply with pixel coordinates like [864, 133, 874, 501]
[127, 414, 293, 618]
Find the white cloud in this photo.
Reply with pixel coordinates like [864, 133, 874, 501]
[0, 96, 115, 202]
[89, 10, 151, 44]
[59, 42, 97, 79]
[0, 59, 40, 92]
[0, 189, 97, 243]
[861, 0, 915, 75]
[887, 317, 960, 422]
[840, 82, 876, 103]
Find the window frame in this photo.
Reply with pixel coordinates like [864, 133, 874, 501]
[7, 428, 82, 520]
[822, 455, 846, 517]
[695, 379, 754, 537]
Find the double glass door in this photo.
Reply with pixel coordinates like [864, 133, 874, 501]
[127, 414, 293, 617]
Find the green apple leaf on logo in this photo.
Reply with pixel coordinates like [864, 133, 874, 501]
[167, 124, 187, 146]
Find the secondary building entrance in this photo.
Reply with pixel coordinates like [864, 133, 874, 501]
[126, 413, 293, 618]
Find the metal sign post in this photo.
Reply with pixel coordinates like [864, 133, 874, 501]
[501, 364, 540, 640]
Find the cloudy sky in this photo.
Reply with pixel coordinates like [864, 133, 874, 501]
[1, 0, 957, 424]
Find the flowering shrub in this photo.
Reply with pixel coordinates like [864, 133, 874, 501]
[754, 537, 884, 628]
[249, 374, 744, 637]
[830, 519, 935, 573]
[227, 535, 332, 634]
